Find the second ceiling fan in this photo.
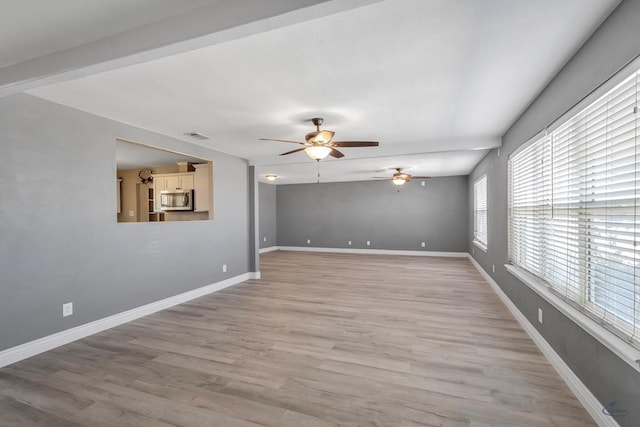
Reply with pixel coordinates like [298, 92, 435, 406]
[260, 118, 379, 160]
[375, 168, 431, 186]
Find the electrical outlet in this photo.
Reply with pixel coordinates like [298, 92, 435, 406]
[492, 264, 495, 273]
[62, 302, 73, 317]
[421, 181, 426, 187]
[421, 242, 426, 248]
[307, 239, 311, 244]
[263, 237, 266, 242]
[128, 210, 135, 217]
[348, 241, 352, 246]
[538, 308, 543, 324]
[366, 240, 371, 246]
[222, 264, 227, 273]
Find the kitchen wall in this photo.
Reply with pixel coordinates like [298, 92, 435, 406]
[117, 168, 144, 223]
[277, 177, 467, 252]
[0, 93, 250, 352]
[258, 182, 277, 249]
[468, 1, 640, 425]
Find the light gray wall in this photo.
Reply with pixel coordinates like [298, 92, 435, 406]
[468, 1, 640, 425]
[277, 177, 467, 252]
[0, 94, 250, 352]
[258, 182, 277, 249]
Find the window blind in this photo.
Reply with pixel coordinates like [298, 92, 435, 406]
[509, 71, 640, 347]
[474, 175, 488, 247]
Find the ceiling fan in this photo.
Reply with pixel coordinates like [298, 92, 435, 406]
[374, 168, 431, 186]
[260, 118, 379, 161]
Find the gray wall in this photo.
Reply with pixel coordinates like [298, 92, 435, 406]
[469, 1, 640, 425]
[0, 94, 250, 352]
[277, 177, 467, 252]
[258, 182, 277, 249]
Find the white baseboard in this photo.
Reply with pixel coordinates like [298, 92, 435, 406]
[0, 272, 252, 369]
[277, 246, 468, 257]
[467, 255, 619, 427]
[259, 246, 279, 254]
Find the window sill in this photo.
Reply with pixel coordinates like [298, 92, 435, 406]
[505, 264, 640, 372]
[472, 240, 488, 253]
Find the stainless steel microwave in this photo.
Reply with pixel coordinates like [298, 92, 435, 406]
[160, 189, 194, 211]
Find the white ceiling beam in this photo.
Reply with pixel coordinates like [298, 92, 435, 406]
[249, 137, 501, 166]
[0, 0, 384, 98]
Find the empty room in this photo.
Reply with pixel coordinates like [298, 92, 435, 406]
[1, 1, 640, 426]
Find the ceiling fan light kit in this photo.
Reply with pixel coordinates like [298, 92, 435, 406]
[392, 177, 407, 186]
[265, 174, 277, 181]
[305, 145, 332, 161]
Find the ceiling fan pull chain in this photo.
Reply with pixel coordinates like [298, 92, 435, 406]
[317, 160, 320, 183]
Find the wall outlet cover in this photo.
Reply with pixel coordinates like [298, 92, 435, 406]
[263, 237, 266, 242]
[307, 239, 311, 244]
[62, 302, 73, 317]
[222, 264, 227, 273]
[421, 242, 426, 247]
[366, 241, 371, 246]
[348, 241, 352, 245]
[538, 308, 543, 324]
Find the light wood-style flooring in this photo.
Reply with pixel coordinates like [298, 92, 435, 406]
[0, 251, 595, 426]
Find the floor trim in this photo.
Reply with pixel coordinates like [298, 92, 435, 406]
[467, 255, 619, 427]
[259, 246, 279, 254]
[0, 272, 252, 369]
[277, 246, 468, 257]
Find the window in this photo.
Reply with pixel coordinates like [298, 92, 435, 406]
[509, 70, 640, 348]
[474, 175, 488, 249]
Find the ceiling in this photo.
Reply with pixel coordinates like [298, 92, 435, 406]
[0, 0, 223, 69]
[24, 0, 620, 184]
[116, 140, 208, 170]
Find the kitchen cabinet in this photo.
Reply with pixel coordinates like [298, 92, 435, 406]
[152, 172, 195, 211]
[164, 174, 193, 191]
[193, 163, 211, 212]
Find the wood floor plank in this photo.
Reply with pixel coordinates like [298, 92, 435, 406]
[0, 251, 596, 426]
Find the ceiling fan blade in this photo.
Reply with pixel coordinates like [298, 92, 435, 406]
[372, 177, 390, 179]
[279, 148, 306, 156]
[409, 176, 431, 179]
[329, 148, 345, 158]
[260, 138, 305, 145]
[331, 141, 379, 147]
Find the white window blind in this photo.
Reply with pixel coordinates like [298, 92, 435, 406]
[509, 71, 640, 348]
[474, 175, 488, 247]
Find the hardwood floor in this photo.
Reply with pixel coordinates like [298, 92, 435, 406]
[0, 251, 595, 426]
